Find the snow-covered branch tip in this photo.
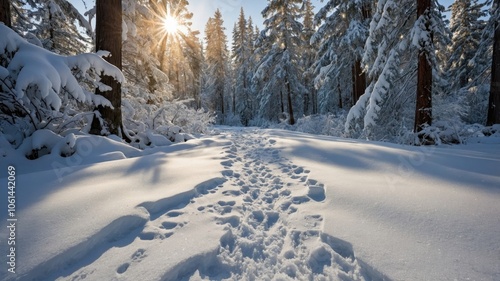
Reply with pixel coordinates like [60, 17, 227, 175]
[0, 24, 125, 139]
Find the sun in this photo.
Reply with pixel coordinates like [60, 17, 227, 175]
[163, 15, 180, 35]
[147, 2, 187, 46]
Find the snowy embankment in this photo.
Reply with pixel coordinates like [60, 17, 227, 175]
[1, 128, 499, 281]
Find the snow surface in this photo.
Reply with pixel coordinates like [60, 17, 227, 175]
[1, 127, 499, 281]
[0, 24, 124, 111]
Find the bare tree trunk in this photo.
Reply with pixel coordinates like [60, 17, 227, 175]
[352, 59, 366, 103]
[312, 87, 318, 114]
[232, 90, 236, 115]
[414, 0, 433, 133]
[0, 0, 11, 28]
[487, 0, 500, 125]
[351, 2, 370, 104]
[280, 89, 284, 114]
[286, 76, 295, 125]
[337, 81, 343, 109]
[90, 0, 123, 136]
[219, 84, 225, 115]
[49, 11, 55, 51]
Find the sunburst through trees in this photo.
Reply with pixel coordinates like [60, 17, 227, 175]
[147, 0, 202, 105]
[149, 1, 187, 43]
[163, 14, 180, 34]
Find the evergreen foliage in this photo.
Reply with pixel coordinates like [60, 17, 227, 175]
[202, 9, 231, 123]
[253, 0, 306, 125]
[1, 0, 498, 147]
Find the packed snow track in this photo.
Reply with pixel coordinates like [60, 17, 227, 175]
[1, 127, 499, 281]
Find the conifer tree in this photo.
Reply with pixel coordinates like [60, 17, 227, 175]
[312, 0, 372, 115]
[232, 8, 254, 125]
[203, 9, 230, 122]
[447, 0, 486, 89]
[487, 0, 500, 125]
[254, 0, 305, 125]
[29, 0, 93, 55]
[345, 0, 447, 139]
[301, 0, 317, 115]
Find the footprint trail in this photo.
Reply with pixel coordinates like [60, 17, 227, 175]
[54, 128, 384, 281]
[184, 129, 375, 280]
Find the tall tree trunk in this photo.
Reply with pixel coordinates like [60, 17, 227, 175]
[0, 0, 11, 27]
[219, 83, 225, 115]
[49, 11, 55, 51]
[352, 59, 366, 103]
[414, 0, 433, 133]
[362, 2, 371, 19]
[487, 0, 500, 125]
[90, 0, 123, 136]
[280, 89, 284, 114]
[351, 2, 371, 104]
[232, 76, 236, 115]
[337, 81, 343, 109]
[312, 87, 318, 114]
[304, 91, 310, 115]
[286, 76, 295, 125]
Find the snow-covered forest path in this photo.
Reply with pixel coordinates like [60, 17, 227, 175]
[4, 127, 498, 281]
[181, 129, 374, 280]
[51, 129, 381, 281]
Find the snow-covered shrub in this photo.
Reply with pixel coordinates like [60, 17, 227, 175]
[222, 112, 243, 127]
[287, 113, 347, 137]
[258, 113, 349, 138]
[17, 129, 77, 159]
[248, 117, 274, 128]
[403, 123, 500, 146]
[122, 86, 215, 149]
[409, 121, 463, 145]
[0, 24, 124, 148]
[461, 85, 489, 125]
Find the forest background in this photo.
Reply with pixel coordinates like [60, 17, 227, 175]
[0, 0, 499, 155]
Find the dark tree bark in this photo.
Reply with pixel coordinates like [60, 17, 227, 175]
[0, 0, 11, 27]
[337, 81, 343, 109]
[352, 3, 371, 104]
[352, 60, 366, 103]
[90, 0, 123, 136]
[312, 88, 318, 114]
[220, 91, 225, 114]
[487, 0, 500, 125]
[286, 76, 295, 125]
[414, 0, 433, 133]
[280, 89, 284, 114]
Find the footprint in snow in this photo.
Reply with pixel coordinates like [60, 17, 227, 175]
[116, 249, 147, 274]
[307, 179, 326, 202]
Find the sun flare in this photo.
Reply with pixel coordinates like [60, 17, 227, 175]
[148, 2, 187, 47]
[163, 15, 180, 35]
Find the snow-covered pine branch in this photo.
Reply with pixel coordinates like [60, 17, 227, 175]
[0, 24, 124, 146]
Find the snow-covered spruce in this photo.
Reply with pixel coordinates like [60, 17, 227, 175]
[0, 24, 124, 146]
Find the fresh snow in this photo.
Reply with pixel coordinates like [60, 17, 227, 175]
[1, 127, 499, 281]
[0, 24, 124, 110]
